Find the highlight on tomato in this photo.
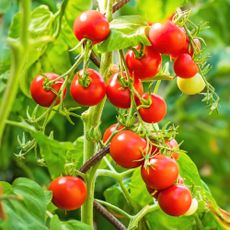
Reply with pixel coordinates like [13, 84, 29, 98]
[48, 176, 87, 211]
[30, 73, 66, 107]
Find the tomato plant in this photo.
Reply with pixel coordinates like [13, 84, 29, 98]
[0, 0, 228, 230]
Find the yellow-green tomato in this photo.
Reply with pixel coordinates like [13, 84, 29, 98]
[177, 73, 205, 95]
[184, 198, 198, 216]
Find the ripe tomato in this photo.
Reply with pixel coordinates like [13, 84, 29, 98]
[158, 185, 192, 216]
[148, 21, 187, 54]
[70, 68, 106, 106]
[146, 185, 159, 199]
[174, 53, 198, 78]
[110, 130, 146, 168]
[125, 46, 162, 80]
[177, 73, 205, 95]
[141, 155, 179, 190]
[48, 176, 87, 210]
[106, 72, 143, 108]
[30, 73, 66, 107]
[103, 123, 124, 143]
[73, 10, 110, 44]
[138, 93, 167, 123]
[165, 138, 180, 160]
[184, 198, 198, 216]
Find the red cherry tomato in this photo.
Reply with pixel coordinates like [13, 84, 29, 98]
[103, 123, 124, 143]
[106, 72, 143, 109]
[125, 46, 162, 80]
[158, 185, 192, 216]
[148, 21, 187, 54]
[110, 130, 146, 168]
[174, 53, 198, 78]
[30, 73, 66, 107]
[165, 139, 180, 160]
[141, 155, 179, 190]
[146, 185, 159, 199]
[48, 176, 87, 210]
[138, 93, 167, 123]
[70, 68, 106, 106]
[73, 10, 110, 44]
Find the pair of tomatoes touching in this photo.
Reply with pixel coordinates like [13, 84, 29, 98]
[48, 176, 87, 211]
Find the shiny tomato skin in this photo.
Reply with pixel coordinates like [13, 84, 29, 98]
[138, 93, 167, 123]
[110, 130, 146, 168]
[125, 46, 162, 80]
[103, 123, 124, 143]
[73, 10, 110, 44]
[106, 72, 143, 108]
[148, 21, 187, 54]
[30, 73, 66, 107]
[141, 155, 179, 190]
[165, 139, 180, 160]
[48, 176, 87, 210]
[158, 185, 192, 216]
[70, 68, 106, 106]
[174, 53, 198, 78]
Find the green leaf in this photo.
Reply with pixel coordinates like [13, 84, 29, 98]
[0, 0, 11, 14]
[136, 0, 185, 22]
[50, 215, 92, 230]
[97, 15, 150, 52]
[0, 178, 50, 230]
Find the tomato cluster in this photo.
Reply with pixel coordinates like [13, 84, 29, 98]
[104, 124, 196, 216]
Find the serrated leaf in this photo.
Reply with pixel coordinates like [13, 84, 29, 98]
[97, 15, 150, 52]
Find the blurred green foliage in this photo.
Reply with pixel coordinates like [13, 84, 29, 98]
[0, 0, 230, 229]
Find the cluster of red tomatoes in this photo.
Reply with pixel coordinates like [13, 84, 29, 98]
[103, 125, 197, 216]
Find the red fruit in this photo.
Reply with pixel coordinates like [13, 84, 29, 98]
[148, 21, 187, 54]
[141, 155, 179, 190]
[70, 68, 106, 106]
[158, 185, 192, 216]
[174, 53, 198, 78]
[138, 93, 167, 123]
[125, 46, 162, 80]
[165, 139, 180, 160]
[30, 73, 66, 107]
[110, 130, 146, 168]
[106, 72, 143, 109]
[49, 176, 87, 210]
[103, 123, 124, 143]
[146, 185, 159, 199]
[73, 10, 110, 44]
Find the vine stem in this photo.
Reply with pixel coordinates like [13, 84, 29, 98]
[0, 0, 31, 144]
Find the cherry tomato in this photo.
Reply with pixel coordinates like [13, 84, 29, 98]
[165, 139, 180, 160]
[125, 46, 162, 80]
[73, 10, 110, 44]
[0, 186, 5, 220]
[70, 68, 106, 106]
[174, 53, 198, 78]
[184, 198, 198, 216]
[146, 185, 159, 199]
[138, 93, 167, 123]
[177, 73, 205, 95]
[141, 155, 179, 190]
[110, 130, 146, 168]
[103, 123, 124, 143]
[48, 176, 87, 210]
[106, 72, 143, 108]
[148, 21, 187, 54]
[158, 185, 192, 216]
[30, 73, 66, 107]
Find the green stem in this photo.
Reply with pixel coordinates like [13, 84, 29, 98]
[0, 0, 31, 144]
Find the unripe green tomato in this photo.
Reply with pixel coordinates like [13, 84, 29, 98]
[177, 73, 205, 95]
[184, 198, 198, 216]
